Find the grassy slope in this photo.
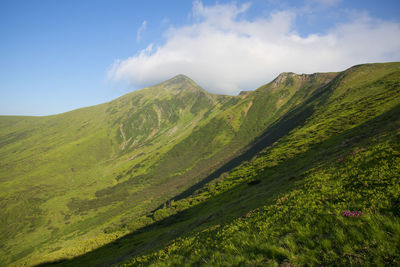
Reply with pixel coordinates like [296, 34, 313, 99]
[0, 75, 222, 265]
[120, 62, 400, 266]
[35, 62, 400, 266]
[0, 72, 334, 266]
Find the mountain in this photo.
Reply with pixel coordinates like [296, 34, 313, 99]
[0, 70, 335, 265]
[1, 62, 399, 266]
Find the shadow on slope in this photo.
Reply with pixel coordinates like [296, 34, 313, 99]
[35, 102, 400, 267]
[40, 86, 399, 267]
[165, 78, 335, 204]
[168, 106, 314, 203]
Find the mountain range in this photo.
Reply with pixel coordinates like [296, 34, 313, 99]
[0, 62, 399, 266]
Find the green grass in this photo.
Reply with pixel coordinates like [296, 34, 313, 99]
[1, 63, 399, 266]
[118, 63, 400, 266]
[0, 72, 334, 266]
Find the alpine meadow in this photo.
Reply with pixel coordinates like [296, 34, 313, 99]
[0, 61, 400, 266]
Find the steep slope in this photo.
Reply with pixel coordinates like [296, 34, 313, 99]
[0, 75, 222, 265]
[119, 62, 400, 266]
[0, 71, 336, 266]
[39, 62, 400, 266]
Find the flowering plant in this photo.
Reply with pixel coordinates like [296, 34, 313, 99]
[343, 211, 362, 217]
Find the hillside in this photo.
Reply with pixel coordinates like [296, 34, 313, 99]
[121, 62, 400, 266]
[0, 69, 334, 266]
[1, 62, 400, 266]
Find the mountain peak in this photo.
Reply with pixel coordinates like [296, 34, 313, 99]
[171, 74, 192, 81]
[159, 74, 205, 94]
[271, 72, 325, 88]
[271, 72, 299, 87]
[164, 74, 193, 85]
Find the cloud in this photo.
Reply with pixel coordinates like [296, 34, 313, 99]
[136, 20, 147, 43]
[110, 1, 400, 95]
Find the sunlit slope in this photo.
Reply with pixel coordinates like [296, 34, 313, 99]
[0, 75, 222, 265]
[118, 62, 400, 266]
[0, 71, 336, 266]
[40, 62, 400, 266]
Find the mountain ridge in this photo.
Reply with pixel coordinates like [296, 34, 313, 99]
[1, 62, 399, 266]
[1, 71, 336, 118]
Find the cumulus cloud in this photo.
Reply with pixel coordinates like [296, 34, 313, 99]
[136, 20, 147, 42]
[109, 1, 400, 95]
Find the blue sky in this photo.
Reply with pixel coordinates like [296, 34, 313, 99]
[1, 0, 400, 116]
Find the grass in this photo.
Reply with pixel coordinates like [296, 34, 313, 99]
[0, 72, 330, 265]
[1, 63, 399, 266]
[119, 63, 400, 266]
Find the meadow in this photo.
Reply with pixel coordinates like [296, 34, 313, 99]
[0, 62, 399, 266]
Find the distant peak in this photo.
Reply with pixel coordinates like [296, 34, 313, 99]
[161, 74, 193, 86]
[271, 72, 318, 87]
[172, 74, 191, 80]
[158, 74, 205, 94]
[166, 74, 193, 84]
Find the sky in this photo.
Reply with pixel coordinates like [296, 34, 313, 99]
[1, 0, 400, 116]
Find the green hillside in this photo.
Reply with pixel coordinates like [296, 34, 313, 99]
[0, 69, 334, 265]
[1, 62, 399, 266]
[120, 62, 400, 266]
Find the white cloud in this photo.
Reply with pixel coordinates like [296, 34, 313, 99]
[110, 1, 400, 95]
[136, 20, 147, 43]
